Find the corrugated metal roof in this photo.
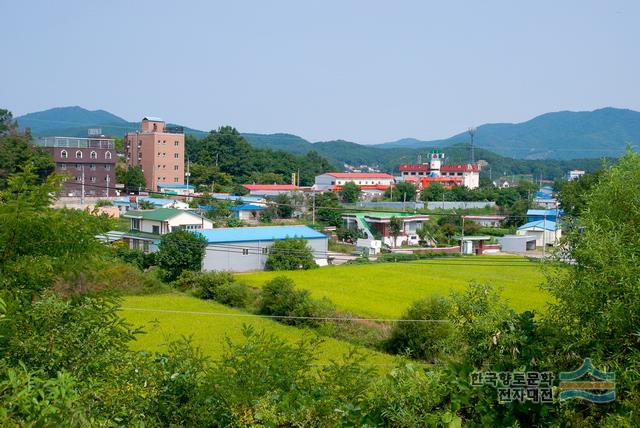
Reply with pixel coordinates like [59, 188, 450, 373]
[195, 225, 326, 244]
[124, 208, 186, 221]
[231, 204, 266, 211]
[518, 220, 558, 231]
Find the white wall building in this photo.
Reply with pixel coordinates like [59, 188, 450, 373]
[313, 172, 394, 191]
[197, 225, 328, 272]
[123, 207, 214, 253]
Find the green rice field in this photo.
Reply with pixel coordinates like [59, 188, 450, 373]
[120, 294, 397, 366]
[240, 256, 551, 319]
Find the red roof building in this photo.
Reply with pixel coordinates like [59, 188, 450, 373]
[314, 172, 394, 192]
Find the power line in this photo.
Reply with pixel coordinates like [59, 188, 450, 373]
[120, 307, 450, 323]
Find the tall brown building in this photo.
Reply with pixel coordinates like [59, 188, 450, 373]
[35, 136, 117, 197]
[124, 117, 185, 191]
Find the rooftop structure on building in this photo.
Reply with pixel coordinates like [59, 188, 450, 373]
[34, 134, 117, 197]
[567, 169, 586, 181]
[399, 149, 480, 189]
[125, 117, 185, 192]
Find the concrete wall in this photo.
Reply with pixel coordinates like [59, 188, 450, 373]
[202, 237, 328, 272]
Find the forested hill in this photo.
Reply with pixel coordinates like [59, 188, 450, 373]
[378, 107, 640, 160]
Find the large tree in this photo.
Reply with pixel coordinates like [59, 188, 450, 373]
[156, 229, 207, 281]
[339, 181, 361, 203]
[265, 238, 317, 271]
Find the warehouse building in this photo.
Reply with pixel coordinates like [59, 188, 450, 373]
[197, 225, 328, 272]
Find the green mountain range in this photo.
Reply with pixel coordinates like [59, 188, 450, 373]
[14, 106, 636, 178]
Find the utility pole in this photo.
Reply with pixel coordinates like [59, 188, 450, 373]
[468, 127, 476, 164]
[185, 157, 191, 202]
[81, 164, 85, 206]
[106, 173, 110, 198]
[460, 215, 466, 255]
[542, 214, 547, 259]
[312, 192, 316, 224]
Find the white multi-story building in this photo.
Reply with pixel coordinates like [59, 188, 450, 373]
[313, 172, 395, 192]
[122, 207, 213, 253]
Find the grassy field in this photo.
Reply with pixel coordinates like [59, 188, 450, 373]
[240, 256, 551, 319]
[120, 294, 397, 366]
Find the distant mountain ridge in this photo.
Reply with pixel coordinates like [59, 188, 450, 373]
[14, 106, 640, 162]
[378, 107, 640, 159]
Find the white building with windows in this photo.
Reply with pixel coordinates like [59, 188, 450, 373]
[122, 207, 213, 253]
[313, 172, 394, 192]
[197, 225, 328, 272]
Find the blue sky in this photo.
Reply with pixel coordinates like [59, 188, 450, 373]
[1, 0, 638, 143]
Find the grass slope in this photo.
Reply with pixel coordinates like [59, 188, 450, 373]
[240, 256, 550, 319]
[120, 293, 396, 366]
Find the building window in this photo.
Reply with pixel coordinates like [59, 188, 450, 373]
[131, 219, 140, 230]
[90, 176, 96, 182]
[105, 164, 111, 171]
[174, 165, 179, 170]
[163, 165, 166, 169]
[90, 151, 97, 159]
[262, 247, 268, 255]
[105, 151, 112, 160]
[75, 176, 82, 182]
[60, 150, 68, 158]
[174, 177, 179, 182]
[242, 249, 249, 256]
[163, 153, 166, 157]
[163, 140, 166, 145]
[75, 163, 81, 169]
[174, 153, 179, 158]
[143, 241, 150, 253]
[132, 239, 140, 250]
[152, 225, 160, 234]
[59, 163, 67, 170]
[174, 141, 179, 146]
[90, 163, 96, 170]
[75, 150, 82, 159]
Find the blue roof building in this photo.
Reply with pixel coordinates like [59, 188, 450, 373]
[527, 209, 564, 223]
[196, 225, 328, 272]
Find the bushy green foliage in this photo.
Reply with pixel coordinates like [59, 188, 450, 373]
[265, 237, 318, 271]
[314, 191, 342, 226]
[174, 270, 235, 300]
[94, 199, 113, 207]
[386, 295, 453, 361]
[259, 276, 335, 326]
[156, 229, 207, 281]
[339, 181, 361, 203]
[213, 281, 252, 307]
[116, 165, 146, 190]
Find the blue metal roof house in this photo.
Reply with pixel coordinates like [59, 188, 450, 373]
[527, 209, 564, 223]
[196, 225, 328, 272]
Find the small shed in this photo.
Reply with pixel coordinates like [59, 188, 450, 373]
[456, 235, 492, 255]
[517, 220, 561, 247]
[498, 235, 537, 253]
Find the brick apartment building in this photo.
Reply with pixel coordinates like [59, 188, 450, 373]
[124, 117, 185, 192]
[35, 136, 117, 197]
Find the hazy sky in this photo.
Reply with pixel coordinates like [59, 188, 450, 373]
[2, 0, 639, 143]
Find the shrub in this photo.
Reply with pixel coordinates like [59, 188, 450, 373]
[258, 276, 335, 326]
[214, 281, 251, 308]
[156, 229, 207, 282]
[386, 295, 452, 361]
[175, 270, 235, 300]
[94, 199, 113, 208]
[265, 238, 318, 271]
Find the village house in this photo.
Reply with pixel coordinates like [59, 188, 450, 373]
[341, 212, 430, 249]
[462, 215, 506, 228]
[122, 208, 213, 253]
[197, 225, 328, 272]
[517, 220, 561, 247]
